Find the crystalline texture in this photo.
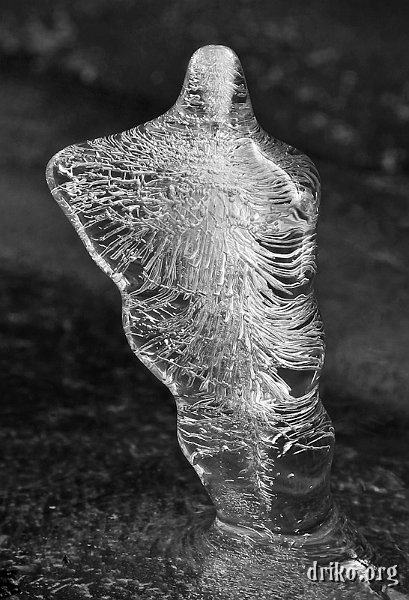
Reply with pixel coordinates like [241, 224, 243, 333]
[46, 45, 335, 538]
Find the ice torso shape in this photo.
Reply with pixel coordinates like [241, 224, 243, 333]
[47, 45, 334, 538]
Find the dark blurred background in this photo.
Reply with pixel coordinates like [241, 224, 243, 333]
[1, 1, 409, 597]
[2, 0, 409, 414]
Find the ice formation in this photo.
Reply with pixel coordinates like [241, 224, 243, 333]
[47, 45, 336, 539]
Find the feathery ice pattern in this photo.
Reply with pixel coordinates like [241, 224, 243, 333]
[47, 46, 334, 536]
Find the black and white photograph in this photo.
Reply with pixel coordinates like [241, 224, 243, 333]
[1, 1, 408, 598]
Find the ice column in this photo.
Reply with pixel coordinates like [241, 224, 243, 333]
[47, 45, 335, 540]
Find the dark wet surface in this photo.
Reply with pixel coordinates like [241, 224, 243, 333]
[0, 267, 408, 599]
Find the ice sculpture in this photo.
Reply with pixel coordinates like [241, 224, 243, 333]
[46, 45, 364, 557]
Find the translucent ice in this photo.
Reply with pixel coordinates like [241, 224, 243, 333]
[47, 45, 336, 540]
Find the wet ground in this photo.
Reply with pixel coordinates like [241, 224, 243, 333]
[1, 266, 409, 599]
[1, 1, 409, 598]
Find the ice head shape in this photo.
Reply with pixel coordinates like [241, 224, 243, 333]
[47, 45, 336, 541]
